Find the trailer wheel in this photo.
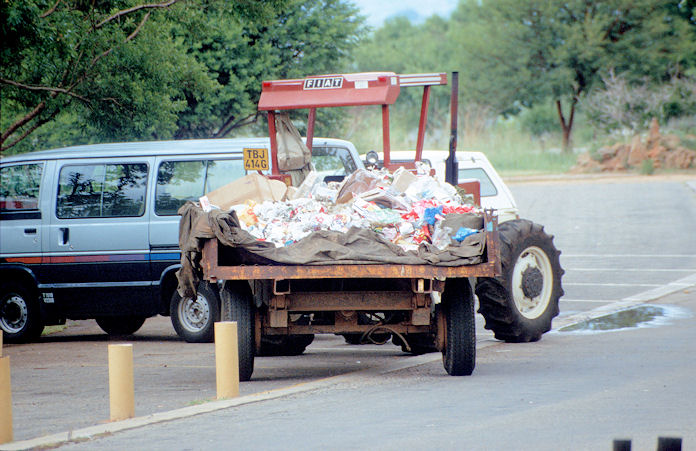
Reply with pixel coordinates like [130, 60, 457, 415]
[95, 316, 146, 336]
[476, 219, 563, 343]
[170, 282, 220, 343]
[0, 281, 44, 343]
[442, 279, 476, 376]
[220, 281, 255, 381]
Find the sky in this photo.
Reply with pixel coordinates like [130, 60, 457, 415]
[350, 0, 458, 27]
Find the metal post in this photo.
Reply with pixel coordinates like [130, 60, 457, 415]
[108, 344, 135, 421]
[0, 332, 12, 444]
[445, 71, 459, 185]
[382, 104, 391, 167]
[415, 85, 431, 162]
[215, 321, 240, 399]
[612, 439, 631, 451]
[657, 437, 682, 451]
[306, 108, 316, 152]
[267, 111, 279, 175]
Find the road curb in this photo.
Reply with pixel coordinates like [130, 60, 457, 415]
[2, 276, 694, 451]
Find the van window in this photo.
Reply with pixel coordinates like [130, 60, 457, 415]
[312, 147, 357, 177]
[458, 168, 498, 197]
[205, 159, 247, 192]
[155, 159, 244, 215]
[0, 163, 43, 211]
[56, 163, 148, 218]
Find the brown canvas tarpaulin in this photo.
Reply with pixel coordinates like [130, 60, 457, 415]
[176, 202, 486, 298]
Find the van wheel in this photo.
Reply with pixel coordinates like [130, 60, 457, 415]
[95, 316, 146, 336]
[0, 281, 44, 343]
[476, 219, 563, 342]
[170, 282, 220, 343]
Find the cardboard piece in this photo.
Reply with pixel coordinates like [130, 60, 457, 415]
[391, 167, 417, 193]
[205, 173, 287, 210]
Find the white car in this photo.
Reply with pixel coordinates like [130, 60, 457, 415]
[378, 150, 519, 222]
[368, 149, 564, 343]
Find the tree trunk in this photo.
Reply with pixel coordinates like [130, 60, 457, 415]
[556, 98, 577, 154]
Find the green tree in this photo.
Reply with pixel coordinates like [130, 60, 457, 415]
[353, 15, 455, 135]
[0, 1, 205, 152]
[450, 0, 696, 152]
[174, 0, 365, 139]
[2, 0, 364, 154]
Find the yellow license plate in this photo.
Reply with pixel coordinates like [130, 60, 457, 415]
[243, 148, 269, 171]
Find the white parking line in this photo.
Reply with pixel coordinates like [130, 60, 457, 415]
[564, 254, 696, 258]
[567, 268, 696, 272]
[560, 299, 614, 303]
[564, 282, 661, 287]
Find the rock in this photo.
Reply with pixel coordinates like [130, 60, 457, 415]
[572, 126, 695, 173]
[597, 145, 620, 162]
[647, 144, 667, 160]
[627, 135, 648, 167]
[570, 152, 601, 172]
[647, 117, 660, 148]
[606, 145, 630, 171]
[659, 134, 682, 151]
[664, 147, 696, 169]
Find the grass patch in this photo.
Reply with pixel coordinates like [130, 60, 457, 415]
[640, 159, 655, 175]
[339, 107, 579, 175]
[187, 398, 213, 407]
[42, 325, 68, 336]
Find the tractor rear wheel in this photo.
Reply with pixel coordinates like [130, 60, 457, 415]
[476, 219, 563, 342]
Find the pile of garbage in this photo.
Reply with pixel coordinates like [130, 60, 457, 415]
[203, 166, 481, 252]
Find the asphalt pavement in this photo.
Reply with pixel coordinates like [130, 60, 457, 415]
[1, 173, 695, 450]
[8, 288, 693, 451]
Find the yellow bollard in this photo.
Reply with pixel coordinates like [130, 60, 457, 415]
[0, 354, 12, 444]
[215, 321, 239, 399]
[108, 344, 134, 421]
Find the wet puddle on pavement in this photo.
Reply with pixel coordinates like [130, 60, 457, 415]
[558, 304, 692, 334]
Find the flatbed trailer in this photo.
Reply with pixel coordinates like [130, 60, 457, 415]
[193, 71, 501, 380]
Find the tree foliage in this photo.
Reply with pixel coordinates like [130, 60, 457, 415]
[174, 0, 365, 139]
[1, 0, 365, 154]
[449, 0, 696, 151]
[1, 1, 198, 152]
[354, 0, 696, 152]
[583, 70, 696, 132]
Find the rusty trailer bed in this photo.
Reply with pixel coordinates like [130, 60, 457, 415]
[200, 212, 501, 282]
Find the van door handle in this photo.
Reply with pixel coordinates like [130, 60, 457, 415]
[24, 228, 37, 234]
[59, 227, 69, 245]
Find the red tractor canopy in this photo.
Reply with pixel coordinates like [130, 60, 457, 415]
[258, 72, 448, 174]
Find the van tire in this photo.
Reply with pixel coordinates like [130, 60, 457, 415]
[220, 281, 255, 382]
[0, 281, 44, 343]
[95, 316, 146, 336]
[170, 282, 220, 343]
[475, 219, 563, 342]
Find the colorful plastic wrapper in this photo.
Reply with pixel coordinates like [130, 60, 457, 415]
[231, 168, 482, 250]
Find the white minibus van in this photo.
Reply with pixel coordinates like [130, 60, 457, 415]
[0, 138, 362, 343]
